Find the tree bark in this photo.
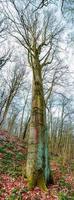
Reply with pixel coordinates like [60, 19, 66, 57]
[26, 65, 51, 189]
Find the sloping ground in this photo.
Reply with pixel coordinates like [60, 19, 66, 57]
[0, 130, 74, 200]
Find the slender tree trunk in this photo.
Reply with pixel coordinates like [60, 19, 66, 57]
[26, 66, 51, 189]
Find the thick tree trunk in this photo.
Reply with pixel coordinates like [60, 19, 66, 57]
[26, 66, 51, 189]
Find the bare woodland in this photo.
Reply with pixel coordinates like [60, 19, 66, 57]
[0, 0, 74, 191]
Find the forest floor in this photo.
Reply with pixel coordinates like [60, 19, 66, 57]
[0, 130, 74, 200]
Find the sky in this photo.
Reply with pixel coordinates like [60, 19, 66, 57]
[0, 0, 74, 83]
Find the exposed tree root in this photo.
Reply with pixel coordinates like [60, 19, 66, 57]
[22, 166, 53, 191]
[27, 169, 48, 191]
[37, 170, 48, 192]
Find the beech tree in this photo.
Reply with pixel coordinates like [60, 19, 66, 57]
[47, 92, 74, 161]
[1, 0, 69, 189]
[0, 64, 26, 126]
[0, 18, 11, 70]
